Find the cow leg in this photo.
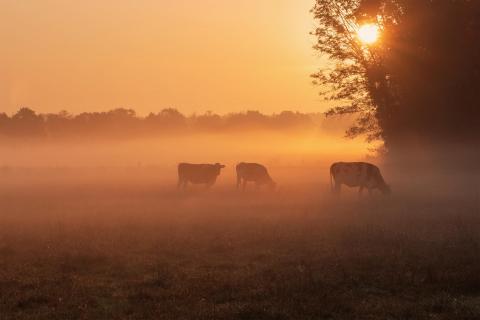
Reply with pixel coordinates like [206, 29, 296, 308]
[236, 176, 242, 190]
[242, 180, 247, 192]
[368, 188, 373, 196]
[358, 186, 364, 197]
[177, 177, 184, 189]
[334, 182, 341, 194]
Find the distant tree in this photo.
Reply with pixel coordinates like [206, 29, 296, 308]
[191, 111, 224, 131]
[224, 111, 270, 130]
[312, 0, 480, 155]
[273, 111, 315, 130]
[11, 107, 45, 137]
[0, 108, 337, 140]
[105, 108, 140, 136]
[146, 108, 187, 132]
[43, 110, 73, 138]
[107, 108, 136, 119]
[13, 107, 38, 121]
[0, 113, 9, 137]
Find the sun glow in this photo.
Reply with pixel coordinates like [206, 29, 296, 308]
[357, 24, 379, 44]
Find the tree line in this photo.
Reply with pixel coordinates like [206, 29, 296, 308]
[0, 107, 337, 140]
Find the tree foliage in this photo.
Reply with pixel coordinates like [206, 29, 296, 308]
[312, 0, 480, 151]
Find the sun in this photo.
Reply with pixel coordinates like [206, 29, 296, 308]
[357, 23, 379, 45]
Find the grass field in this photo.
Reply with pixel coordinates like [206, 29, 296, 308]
[1, 167, 480, 319]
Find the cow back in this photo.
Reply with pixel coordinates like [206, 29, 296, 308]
[236, 162, 271, 182]
[178, 163, 221, 184]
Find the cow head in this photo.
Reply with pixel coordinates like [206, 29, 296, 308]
[214, 163, 226, 175]
[267, 179, 277, 191]
[380, 183, 391, 195]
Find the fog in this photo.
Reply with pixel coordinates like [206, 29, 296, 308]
[2, 129, 480, 318]
[0, 130, 370, 189]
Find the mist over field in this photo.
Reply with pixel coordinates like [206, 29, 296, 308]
[0, 110, 479, 320]
[1, 114, 480, 319]
[0, 109, 367, 189]
[0, 130, 364, 168]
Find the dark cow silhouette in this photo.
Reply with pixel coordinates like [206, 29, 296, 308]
[177, 163, 225, 189]
[330, 162, 391, 196]
[236, 162, 276, 191]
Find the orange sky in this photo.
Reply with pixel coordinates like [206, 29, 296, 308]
[1, 0, 327, 115]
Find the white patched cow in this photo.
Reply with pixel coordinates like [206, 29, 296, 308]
[236, 162, 276, 191]
[330, 162, 391, 196]
[177, 163, 225, 189]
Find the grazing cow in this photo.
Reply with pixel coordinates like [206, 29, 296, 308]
[330, 162, 391, 196]
[236, 162, 276, 191]
[177, 163, 225, 189]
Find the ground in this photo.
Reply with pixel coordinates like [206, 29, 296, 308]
[1, 170, 480, 319]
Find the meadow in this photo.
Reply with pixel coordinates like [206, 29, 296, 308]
[1, 164, 479, 320]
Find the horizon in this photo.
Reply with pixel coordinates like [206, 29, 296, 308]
[1, 106, 330, 117]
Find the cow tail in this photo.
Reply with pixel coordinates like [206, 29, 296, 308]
[330, 166, 334, 193]
[236, 165, 241, 190]
[177, 164, 183, 189]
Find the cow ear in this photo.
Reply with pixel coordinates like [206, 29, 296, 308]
[221, 165, 226, 168]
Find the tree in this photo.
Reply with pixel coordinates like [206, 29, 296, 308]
[145, 108, 187, 133]
[43, 110, 73, 138]
[11, 107, 45, 137]
[224, 111, 270, 130]
[191, 111, 224, 131]
[312, 0, 480, 156]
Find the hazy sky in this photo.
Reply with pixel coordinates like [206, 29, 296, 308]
[1, 0, 327, 115]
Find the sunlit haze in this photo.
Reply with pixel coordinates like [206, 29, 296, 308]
[357, 23, 380, 45]
[0, 0, 325, 115]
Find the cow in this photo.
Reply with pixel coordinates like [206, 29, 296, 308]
[177, 163, 225, 189]
[330, 162, 391, 196]
[236, 162, 276, 191]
